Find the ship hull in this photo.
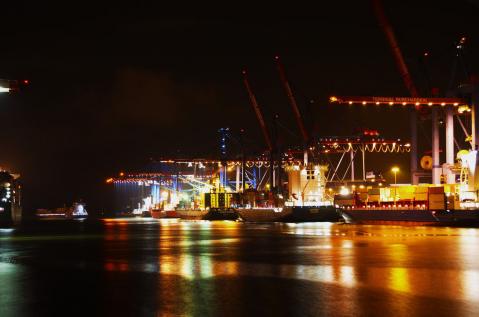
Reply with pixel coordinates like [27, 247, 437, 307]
[151, 210, 180, 219]
[203, 209, 239, 221]
[341, 209, 479, 226]
[153, 209, 239, 221]
[238, 206, 342, 223]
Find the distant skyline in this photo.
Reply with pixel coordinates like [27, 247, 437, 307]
[0, 1, 477, 213]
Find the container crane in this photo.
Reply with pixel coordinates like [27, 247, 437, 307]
[371, 0, 443, 184]
[242, 70, 273, 151]
[274, 56, 310, 165]
[242, 70, 275, 191]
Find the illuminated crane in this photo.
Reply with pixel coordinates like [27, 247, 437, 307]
[274, 56, 310, 165]
[372, 0, 427, 184]
[242, 70, 275, 190]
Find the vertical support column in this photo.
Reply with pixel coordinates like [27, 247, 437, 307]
[241, 160, 245, 192]
[411, 109, 419, 184]
[362, 146, 366, 181]
[472, 103, 476, 150]
[236, 165, 240, 192]
[350, 149, 355, 181]
[273, 167, 276, 189]
[432, 108, 441, 184]
[446, 106, 455, 184]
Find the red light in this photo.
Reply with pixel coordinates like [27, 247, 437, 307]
[23, 80, 29, 85]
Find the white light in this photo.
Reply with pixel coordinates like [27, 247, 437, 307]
[0, 87, 10, 93]
[340, 187, 350, 196]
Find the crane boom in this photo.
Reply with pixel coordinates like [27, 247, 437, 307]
[372, 0, 421, 184]
[372, 0, 419, 97]
[275, 56, 310, 143]
[242, 70, 273, 150]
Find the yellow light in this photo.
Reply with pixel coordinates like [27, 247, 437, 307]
[402, 102, 406, 106]
[106, 178, 114, 184]
[362, 101, 366, 105]
[348, 101, 353, 105]
[340, 187, 350, 196]
[359, 185, 365, 189]
[415, 102, 420, 106]
[391, 167, 400, 173]
[428, 102, 433, 106]
[329, 96, 338, 102]
[441, 102, 445, 106]
[119, 172, 125, 177]
[376, 102, 380, 105]
[454, 103, 459, 106]
[389, 102, 394, 105]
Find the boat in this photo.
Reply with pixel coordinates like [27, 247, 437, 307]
[237, 163, 343, 223]
[36, 202, 88, 221]
[151, 209, 180, 219]
[340, 208, 479, 226]
[173, 209, 208, 220]
[203, 208, 238, 221]
[0, 171, 22, 227]
[238, 206, 342, 223]
[152, 208, 239, 221]
[335, 181, 479, 226]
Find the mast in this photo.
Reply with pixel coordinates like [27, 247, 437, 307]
[275, 56, 310, 143]
[242, 70, 273, 151]
[372, 0, 423, 184]
[275, 56, 310, 165]
[242, 70, 275, 191]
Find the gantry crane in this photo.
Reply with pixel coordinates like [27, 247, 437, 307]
[242, 69, 275, 190]
[274, 56, 310, 165]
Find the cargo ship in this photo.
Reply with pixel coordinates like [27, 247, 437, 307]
[150, 188, 239, 221]
[237, 205, 341, 223]
[335, 183, 479, 226]
[238, 163, 343, 223]
[152, 208, 238, 220]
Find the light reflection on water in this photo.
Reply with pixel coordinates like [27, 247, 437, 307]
[1, 220, 479, 315]
[98, 221, 479, 304]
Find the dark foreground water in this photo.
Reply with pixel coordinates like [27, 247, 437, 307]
[1, 219, 479, 317]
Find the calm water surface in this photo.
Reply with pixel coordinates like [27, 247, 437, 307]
[1, 219, 479, 316]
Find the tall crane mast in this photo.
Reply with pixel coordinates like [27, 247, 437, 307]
[372, 0, 419, 98]
[372, 0, 425, 184]
[275, 56, 310, 165]
[242, 70, 276, 192]
[275, 56, 310, 144]
[242, 70, 273, 151]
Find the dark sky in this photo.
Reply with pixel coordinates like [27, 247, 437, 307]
[0, 1, 478, 213]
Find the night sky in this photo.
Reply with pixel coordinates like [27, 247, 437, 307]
[0, 1, 478, 214]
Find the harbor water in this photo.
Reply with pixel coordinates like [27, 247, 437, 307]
[1, 219, 479, 316]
